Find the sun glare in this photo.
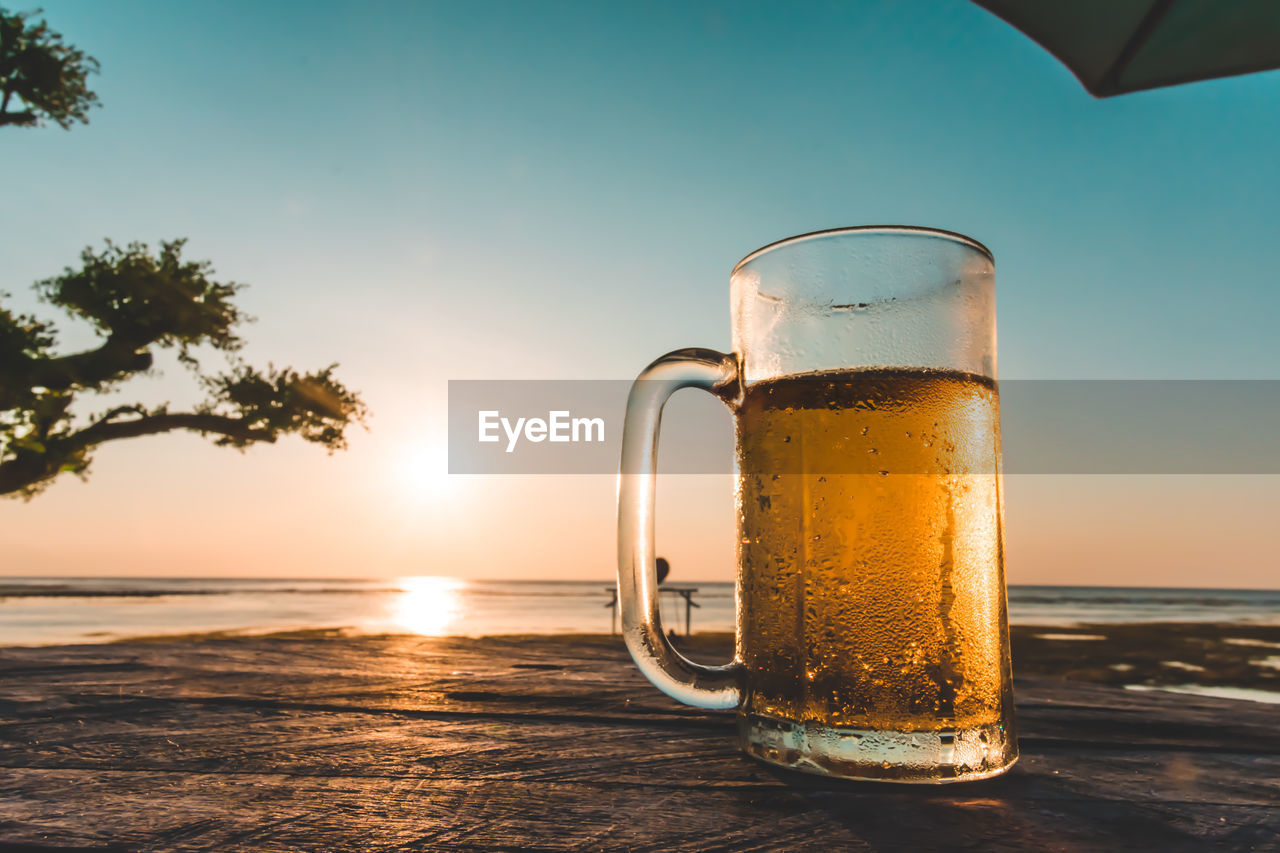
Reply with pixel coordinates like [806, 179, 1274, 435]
[391, 576, 464, 636]
[399, 444, 453, 499]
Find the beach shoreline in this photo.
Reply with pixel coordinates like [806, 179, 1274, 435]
[3, 577, 1279, 648]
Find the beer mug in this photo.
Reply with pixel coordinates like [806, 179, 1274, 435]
[617, 227, 1017, 783]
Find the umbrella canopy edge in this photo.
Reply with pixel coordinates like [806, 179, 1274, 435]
[971, 0, 1280, 98]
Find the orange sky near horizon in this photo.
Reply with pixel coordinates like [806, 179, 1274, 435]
[1, 420, 1276, 590]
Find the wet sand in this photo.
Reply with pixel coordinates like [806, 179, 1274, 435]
[115, 619, 1280, 694]
[1007, 621, 1280, 693]
[669, 621, 1280, 702]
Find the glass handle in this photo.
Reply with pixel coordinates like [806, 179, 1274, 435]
[617, 347, 743, 709]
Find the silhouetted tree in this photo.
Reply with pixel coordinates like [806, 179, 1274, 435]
[0, 8, 366, 498]
[0, 7, 99, 128]
[1, 240, 367, 498]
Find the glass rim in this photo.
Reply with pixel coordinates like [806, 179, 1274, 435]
[731, 225, 995, 275]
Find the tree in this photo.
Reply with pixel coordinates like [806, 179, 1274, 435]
[1, 8, 365, 498]
[0, 7, 100, 128]
[0, 240, 367, 498]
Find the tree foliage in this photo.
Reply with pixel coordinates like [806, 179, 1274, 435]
[0, 243, 367, 499]
[0, 6, 100, 128]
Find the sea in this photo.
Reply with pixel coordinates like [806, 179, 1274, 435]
[1, 577, 1278, 647]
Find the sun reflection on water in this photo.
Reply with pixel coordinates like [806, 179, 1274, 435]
[391, 576, 465, 636]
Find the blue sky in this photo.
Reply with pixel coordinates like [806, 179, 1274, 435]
[2, 0, 1278, 585]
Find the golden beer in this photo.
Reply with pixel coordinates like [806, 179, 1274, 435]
[734, 367, 1016, 777]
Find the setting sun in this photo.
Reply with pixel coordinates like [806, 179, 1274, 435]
[390, 576, 463, 636]
[398, 444, 453, 499]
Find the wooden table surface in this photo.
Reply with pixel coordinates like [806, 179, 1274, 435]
[0, 633, 1276, 852]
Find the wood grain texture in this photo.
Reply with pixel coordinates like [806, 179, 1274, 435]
[0, 633, 1276, 852]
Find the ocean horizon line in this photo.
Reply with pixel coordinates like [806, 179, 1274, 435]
[1, 575, 1278, 594]
[3, 576, 1278, 647]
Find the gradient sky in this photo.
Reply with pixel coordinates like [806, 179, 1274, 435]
[2, 0, 1277, 587]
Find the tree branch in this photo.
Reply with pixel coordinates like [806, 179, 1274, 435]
[72, 412, 277, 448]
[16, 336, 152, 396]
[0, 412, 278, 497]
[91, 404, 149, 425]
[0, 454, 53, 496]
[0, 110, 37, 127]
